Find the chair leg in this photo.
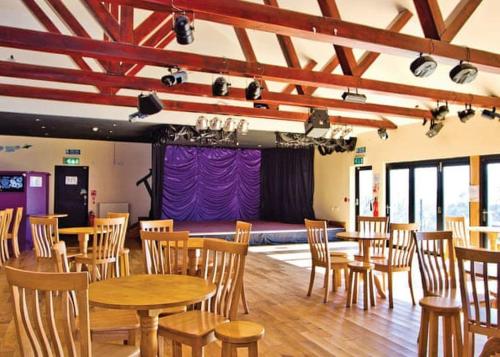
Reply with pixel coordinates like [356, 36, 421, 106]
[442, 315, 452, 357]
[158, 335, 164, 357]
[128, 329, 137, 347]
[221, 342, 232, 357]
[248, 342, 259, 357]
[353, 272, 358, 304]
[418, 308, 430, 357]
[172, 341, 183, 357]
[344, 267, 349, 290]
[388, 272, 394, 309]
[323, 268, 330, 303]
[428, 312, 439, 357]
[369, 270, 376, 307]
[363, 270, 368, 310]
[241, 281, 250, 314]
[332, 269, 337, 293]
[408, 270, 416, 306]
[452, 313, 463, 357]
[192, 344, 203, 357]
[382, 272, 387, 291]
[307, 266, 316, 297]
[346, 269, 354, 308]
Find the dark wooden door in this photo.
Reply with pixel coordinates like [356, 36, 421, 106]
[54, 166, 89, 228]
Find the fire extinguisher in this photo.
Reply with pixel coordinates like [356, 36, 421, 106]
[88, 210, 95, 226]
[373, 197, 379, 217]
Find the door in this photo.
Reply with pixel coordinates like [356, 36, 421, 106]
[481, 155, 500, 227]
[355, 166, 373, 219]
[54, 166, 89, 228]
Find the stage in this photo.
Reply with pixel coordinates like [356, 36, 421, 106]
[174, 220, 344, 245]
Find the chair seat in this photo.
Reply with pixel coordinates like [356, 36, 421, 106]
[354, 254, 386, 262]
[74, 253, 116, 264]
[348, 261, 374, 270]
[92, 342, 140, 356]
[159, 305, 187, 316]
[214, 321, 265, 344]
[330, 251, 349, 258]
[373, 260, 410, 272]
[419, 296, 461, 313]
[158, 310, 228, 339]
[331, 256, 352, 266]
[90, 308, 140, 332]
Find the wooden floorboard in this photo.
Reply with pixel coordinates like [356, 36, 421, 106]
[0, 241, 486, 356]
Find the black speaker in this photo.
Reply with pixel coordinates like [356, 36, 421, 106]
[138, 93, 164, 115]
[305, 109, 330, 138]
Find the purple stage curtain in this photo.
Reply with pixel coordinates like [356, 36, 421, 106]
[162, 146, 261, 221]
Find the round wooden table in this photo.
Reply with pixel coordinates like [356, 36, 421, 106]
[30, 213, 68, 218]
[89, 274, 216, 357]
[59, 226, 102, 253]
[336, 231, 390, 298]
[169, 237, 224, 275]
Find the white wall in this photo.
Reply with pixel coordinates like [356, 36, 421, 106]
[0, 135, 151, 223]
[314, 116, 500, 229]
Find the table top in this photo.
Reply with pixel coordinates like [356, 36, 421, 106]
[167, 237, 223, 250]
[89, 274, 216, 310]
[31, 213, 68, 218]
[336, 231, 390, 241]
[469, 226, 500, 234]
[59, 226, 99, 235]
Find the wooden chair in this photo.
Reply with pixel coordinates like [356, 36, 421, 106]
[6, 207, 23, 258]
[157, 239, 248, 357]
[456, 247, 500, 357]
[305, 219, 352, 303]
[107, 212, 130, 277]
[140, 230, 189, 275]
[140, 219, 174, 232]
[346, 260, 376, 310]
[445, 216, 470, 248]
[5, 266, 139, 356]
[356, 216, 389, 261]
[75, 217, 125, 282]
[30, 216, 59, 259]
[234, 220, 252, 314]
[479, 337, 500, 357]
[52, 241, 140, 346]
[374, 223, 418, 308]
[215, 321, 265, 357]
[0, 210, 7, 265]
[414, 231, 462, 357]
[1, 208, 14, 261]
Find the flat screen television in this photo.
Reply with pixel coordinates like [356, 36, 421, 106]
[0, 175, 25, 192]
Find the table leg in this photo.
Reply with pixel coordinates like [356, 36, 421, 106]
[138, 309, 160, 357]
[78, 233, 89, 254]
[188, 249, 197, 276]
[362, 240, 386, 299]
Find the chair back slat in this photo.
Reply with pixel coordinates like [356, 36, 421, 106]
[305, 219, 330, 267]
[30, 217, 59, 259]
[445, 216, 470, 248]
[107, 212, 129, 251]
[201, 239, 247, 320]
[5, 266, 90, 357]
[52, 241, 80, 320]
[12, 207, 24, 237]
[0, 209, 14, 262]
[140, 230, 189, 275]
[414, 231, 456, 297]
[0, 210, 6, 264]
[140, 219, 174, 232]
[456, 247, 500, 335]
[388, 223, 418, 269]
[234, 221, 252, 244]
[357, 216, 389, 257]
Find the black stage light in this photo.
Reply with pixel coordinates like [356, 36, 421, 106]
[457, 105, 475, 123]
[212, 77, 231, 96]
[245, 80, 263, 100]
[426, 120, 444, 138]
[432, 104, 449, 120]
[174, 14, 194, 45]
[161, 70, 187, 87]
[450, 61, 478, 84]
[305, 109, 330, 138]
[129, 92, 164, 122]
[377, 128, 388, 140]
[410, 54, 437, 78]
[481, 107, 499, 120]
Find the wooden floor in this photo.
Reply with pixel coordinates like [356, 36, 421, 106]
[0, 240, 485, 356]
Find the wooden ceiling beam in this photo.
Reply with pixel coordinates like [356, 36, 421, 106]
[0, 60, 430, 120]
[316, 0, 357, 75]
[104, 0, 500, 73]
[1, 26, 498, 107]
[119, 5, 134, 43]
[81, 0, 121, 41]
[281, 60, 318, 94]
[413, 0, 446, 40]
[133, 12, 170, 45]
[0, 83, 396, 129]
[441, 0, 482, 42]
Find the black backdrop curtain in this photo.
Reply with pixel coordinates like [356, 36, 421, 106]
[151, 141, 166, 219]
[260, 147, 315, 223]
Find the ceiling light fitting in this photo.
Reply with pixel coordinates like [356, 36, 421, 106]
[173, 11, 194, 45]
[212, 76, 231, 96]
[410, 54, 437, 78]
[129, 92, 164, 122]
[341, 89, 367, 104]
[426, 119, 444, 138]
[161, 68, 188, 87]
[481, 107, 500, 120]
[245, 80, 263, 100]
[431, 102, 449, 121]
[450, 61, 478, 84]
[377, 128, 388, 140]
[458, 104, 475, 123]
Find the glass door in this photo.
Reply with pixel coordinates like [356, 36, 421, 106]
[443, 164, 470, 224]
[355, 166, 373, 219]
[414, 166, 438, 231]
[481, 156, 500, 227]
[387, 168, 410, 224]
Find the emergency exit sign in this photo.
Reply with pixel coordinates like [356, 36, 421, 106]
[63, 157, 80, 165]
[354, 156, 364, 165]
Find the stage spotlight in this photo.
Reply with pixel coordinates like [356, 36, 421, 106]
[341, 89, 367, 103]
[245, 80, 263, 100]
[450, 61, 478, 84]
[431, 104, 449, 120]
[129, 92, 163, 122]
[457, 105, 475, 123]
[481, 107, 499, 120]
[161, 70, 187, 87]
[332, 127, 343, 140]
[209, 117, 222, 131]
[173, 13, 194, 45]
[410, 54, 437, 78]
[212, 77, 231, 96]
[223, 118, 237, 132]
[341, 127, 352, 140]
[426, 120, 444, 138]
[195, 116, 208, 131]
[378, 128, 388, 140]
[237, 119, 249, 135]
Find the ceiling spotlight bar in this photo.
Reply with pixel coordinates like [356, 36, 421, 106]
[457, 104, 475, 123]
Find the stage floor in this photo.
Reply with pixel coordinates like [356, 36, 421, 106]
[174, 220, 343, 245]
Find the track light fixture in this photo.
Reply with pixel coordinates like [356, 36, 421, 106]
[223, 118, 237, 132]
[195, 116, 208, 131]
[237, 119, 249, 135]
[410, 54, 437, 78]
[426, 119, 444, 138]
[431, 102, 449, 120]
[450, 61, 478, 84]
[173, 12, 194, 45]
[245, 80, 263, 100]
[212, 76, 231, 96]
[481, 107, 499, 120]
[457, 104, 475, 123]
[161, 68, 187, 87]
[209, 117, 223, 131]
[129, 92, 163, 122]
[377, 128, 388, 140]
[341, 88, 367, 104]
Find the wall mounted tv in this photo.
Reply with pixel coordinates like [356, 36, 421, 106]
[0, 175, 25, 192]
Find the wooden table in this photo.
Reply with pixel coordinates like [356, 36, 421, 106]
[59, 226, 96, 253]
[89, 274, 216, 357]
[469, 226, 500, 251]
[336, 231, 390, 298]
[30, 213, 68, 218]
[168, 237, 223, 275]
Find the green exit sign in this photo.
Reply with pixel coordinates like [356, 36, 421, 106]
[63, 157, 80, 165]
[354, 156, 364, 165]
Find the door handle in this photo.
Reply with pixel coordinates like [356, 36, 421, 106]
[482, 209, 488, 223]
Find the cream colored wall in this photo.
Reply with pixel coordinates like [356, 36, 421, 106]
[314, 116, 500, 230]
[0, 135, 151, 223]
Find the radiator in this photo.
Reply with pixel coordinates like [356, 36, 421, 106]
[98, 202, 129, 218]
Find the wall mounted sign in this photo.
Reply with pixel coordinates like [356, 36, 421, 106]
[65, 176, 78, 185]
[356, 146, 366, 154]
[63, 157, 80, 165]
[65, 149, 81, 155]
[354, 156, 364, 165]
[29, 176, 43, 188]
